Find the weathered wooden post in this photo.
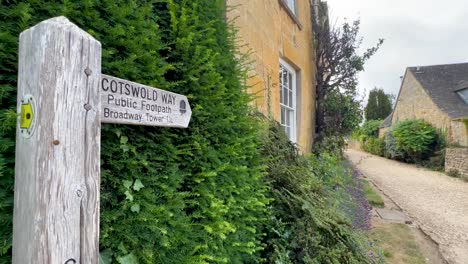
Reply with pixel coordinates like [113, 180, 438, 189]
[13, 17, 101, 263]
[13, 15, 192, 264]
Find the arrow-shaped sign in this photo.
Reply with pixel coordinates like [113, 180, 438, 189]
[101, 74, 192, 128]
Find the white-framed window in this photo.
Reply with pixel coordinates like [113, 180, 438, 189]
[457, 88, 468, 104]
[285, 0, 297, 14]
[279, 59, 297, 142]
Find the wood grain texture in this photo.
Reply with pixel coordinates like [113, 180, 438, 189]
[13, 16, 101, 264]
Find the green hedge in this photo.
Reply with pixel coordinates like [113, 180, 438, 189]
[0, 1, 269, 263]
[0, 1, 381, 263]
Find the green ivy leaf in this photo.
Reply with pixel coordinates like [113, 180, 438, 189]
[123, 180, 133, 189]
[124, 190, 134, 202]
[118, 242, 128, 254]
[99, 249, 113, 264]
[120, 136, 128, 144]
[117, 252, 138, 264]
[120, 144, 130, 153]
[133, 179, 144, 191]
[130, 203, 140, 213]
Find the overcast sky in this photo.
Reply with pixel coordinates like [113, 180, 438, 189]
[325, 0, 468, 100]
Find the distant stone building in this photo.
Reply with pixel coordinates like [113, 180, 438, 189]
[380, 63, 468, 147]
[226, 0, 317, 152]
[379, 63, 468, 176]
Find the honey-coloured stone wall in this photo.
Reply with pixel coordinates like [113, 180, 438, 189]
[392, 71, 451, 132]
[391, 71, 467, 145]
[445, 148, 468, 177]
[226, 0, 317, 152]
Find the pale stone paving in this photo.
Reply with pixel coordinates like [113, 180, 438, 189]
[346, 149, 468, 264]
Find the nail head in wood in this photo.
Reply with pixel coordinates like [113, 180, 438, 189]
[84, 104, 92, 111]
[53, 140, 60, 145]
[84, 67, 92, 76]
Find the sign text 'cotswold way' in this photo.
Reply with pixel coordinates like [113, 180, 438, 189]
[101, 74, 192, 128]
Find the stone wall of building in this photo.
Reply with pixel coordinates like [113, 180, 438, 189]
[445, 147, 468, 176]
[226, 0, 316, 152]
[450, 120, 468, 147]
[391, 71, 460, 142]
[392, 71, 451, 131]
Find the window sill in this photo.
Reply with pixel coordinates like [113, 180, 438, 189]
[278, 0, 303, 30]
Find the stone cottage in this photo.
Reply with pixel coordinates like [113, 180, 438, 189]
[226, 0, 317, 152]
[379, 63, 468, 175]
[380, 63, 468, 146]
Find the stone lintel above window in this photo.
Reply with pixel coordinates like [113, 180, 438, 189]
[278, 0, 303, 30]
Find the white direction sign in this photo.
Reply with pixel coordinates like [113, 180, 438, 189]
[101, 74, 192, 128]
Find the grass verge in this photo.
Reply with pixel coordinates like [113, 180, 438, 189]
[362, 180, 385, 208]
[369, 223, 426, 264]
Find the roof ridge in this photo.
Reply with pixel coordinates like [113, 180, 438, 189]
[407, 63, 468, 119]
[408, 62, 468, 69]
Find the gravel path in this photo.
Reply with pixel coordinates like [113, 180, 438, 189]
[346, 149, 468, 264]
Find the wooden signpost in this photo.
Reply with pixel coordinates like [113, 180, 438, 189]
[12, 17, 191, 264]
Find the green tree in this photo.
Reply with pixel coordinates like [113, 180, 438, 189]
[365, 88, 393, 121]
[312, 0, 383, 152]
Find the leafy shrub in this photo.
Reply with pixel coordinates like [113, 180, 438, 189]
[353, 120, 383, 154]
[363, 137, 385, 156]
[312, 134, 346, 158]
[359, 120, 382, 139]
[384, 130, 406, 160]
[392, 120, 439, 162]
[261, 120, 382, 264]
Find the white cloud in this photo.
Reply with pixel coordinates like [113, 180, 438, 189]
[325, 0, 468, 100]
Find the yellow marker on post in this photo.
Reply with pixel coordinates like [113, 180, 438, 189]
[20, 102, 33, 129]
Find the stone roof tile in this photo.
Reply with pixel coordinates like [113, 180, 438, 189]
[408, 62, 468, 119]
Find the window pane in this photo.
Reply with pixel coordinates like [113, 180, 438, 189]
[281, 107, 285, 125]
[280, 86, 283, 104]
[289, 90, 293, 107]
[279, 61, 296, 142]
[284, 88, 288, 106]
[289, 110, 294, 128]
[457, 88, 468, 104]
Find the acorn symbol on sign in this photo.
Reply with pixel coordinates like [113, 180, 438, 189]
[179, 100, 187, 114]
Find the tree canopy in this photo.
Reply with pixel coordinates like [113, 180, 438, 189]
[312, 0, 383, 153]
[365, 88, 393, 121]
